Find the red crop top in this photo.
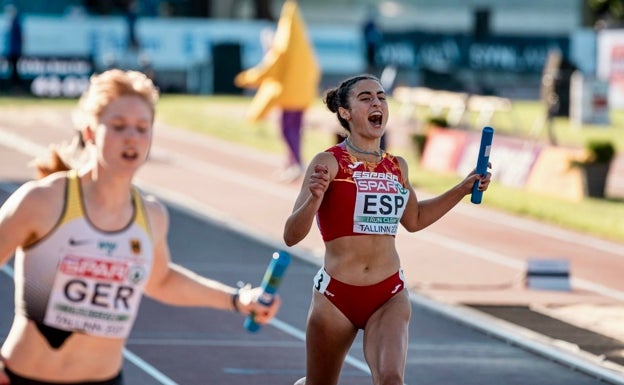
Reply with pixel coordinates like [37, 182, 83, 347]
[316, 142, 410, 242]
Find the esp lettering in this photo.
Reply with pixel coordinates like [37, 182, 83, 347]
[363, 194, 405, 215]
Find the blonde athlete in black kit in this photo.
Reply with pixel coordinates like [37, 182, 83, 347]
[0, 69, 281, 385]
[284, 74, 491, 385]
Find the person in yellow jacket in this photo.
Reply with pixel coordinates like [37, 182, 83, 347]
[235, 0, 320, 182]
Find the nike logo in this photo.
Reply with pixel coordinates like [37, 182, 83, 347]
[69, 238, 91, 246]
[348, 162, 363, 169]
[391, 284, 403, 294]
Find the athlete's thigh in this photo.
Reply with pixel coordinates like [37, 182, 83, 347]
[305, 290, 358, 385]
[362, 290, 411, 380]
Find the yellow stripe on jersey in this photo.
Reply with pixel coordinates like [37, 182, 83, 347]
[60, 171, 151, 239]
[132, 188, 151, 237]
[60, 169, 84, 224]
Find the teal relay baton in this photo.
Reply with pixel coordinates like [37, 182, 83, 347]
[471, 126, 494, 204]
[244, 251, 291, 332]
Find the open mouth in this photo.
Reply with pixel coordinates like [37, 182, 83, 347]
[368, 111, 383, 126]
[122, 149, 139, 161]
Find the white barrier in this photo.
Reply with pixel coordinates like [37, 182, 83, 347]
[392, 86, 514, 130]
[0, 15, 365, 76]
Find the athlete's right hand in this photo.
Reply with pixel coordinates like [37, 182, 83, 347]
[308, 164, 329, 198]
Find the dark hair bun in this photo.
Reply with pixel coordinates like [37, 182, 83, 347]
[324, 88, 339, 113]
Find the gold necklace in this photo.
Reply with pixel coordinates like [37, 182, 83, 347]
[344, 137, 383, 158]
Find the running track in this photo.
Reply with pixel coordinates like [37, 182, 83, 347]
[0, 110, 623, 384]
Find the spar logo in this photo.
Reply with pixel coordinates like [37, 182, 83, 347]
[60, 255, 128, 282]
[355, 178, 408, 195]
[56, 255, 146, 311]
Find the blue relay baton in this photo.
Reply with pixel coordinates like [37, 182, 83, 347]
[471, 126, 494, 204]
[244, 251, 291, 332]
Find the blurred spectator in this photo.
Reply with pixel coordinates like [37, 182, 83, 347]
[159, 1, 175, 17]
[360, 10, 390, 150]
[126, 0, 139, 51]
[64, 5, 89, 18]
[362, 10, 382, 75]
[5, 4, 23, 91]
[142, 0, 159, 17]
[253, 0, 274, 21]
[104, 0, 152, 74]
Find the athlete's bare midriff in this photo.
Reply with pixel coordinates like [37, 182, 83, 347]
[1, 314, 125, 382]
[323, 234, 400, 285]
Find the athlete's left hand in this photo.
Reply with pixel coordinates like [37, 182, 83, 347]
[237, 285, 281, 324]
[462, 162, 492, 194]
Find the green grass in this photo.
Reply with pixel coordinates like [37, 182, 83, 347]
[407, 99, 624, 151]
[1, 94, 622, 242]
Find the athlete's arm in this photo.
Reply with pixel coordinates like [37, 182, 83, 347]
[283, 152, 335, 246]
[399, 157, 490, 232]
[0, 174, 65, 267]
[143, 196, 235, 309]
[142, 196, 279, 322]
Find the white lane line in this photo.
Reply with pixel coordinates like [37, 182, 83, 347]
[128, 337, 303, 348]
[408, 230, 624, 302]
[151, 147, 297, 201]
[122, 348, 179, 385]
[0, 129, 49, 158]
[270, 318, 371, 374]
[405, 229, 525, 269]
[451, 201, 624, 255]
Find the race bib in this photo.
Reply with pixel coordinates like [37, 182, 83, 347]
[352, 171, 409, 235]
[43, 253, 147, 338]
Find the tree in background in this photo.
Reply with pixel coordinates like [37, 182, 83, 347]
[587, 0, 624, 27]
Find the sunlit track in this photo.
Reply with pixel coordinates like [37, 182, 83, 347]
[1, 125, 623, 384]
